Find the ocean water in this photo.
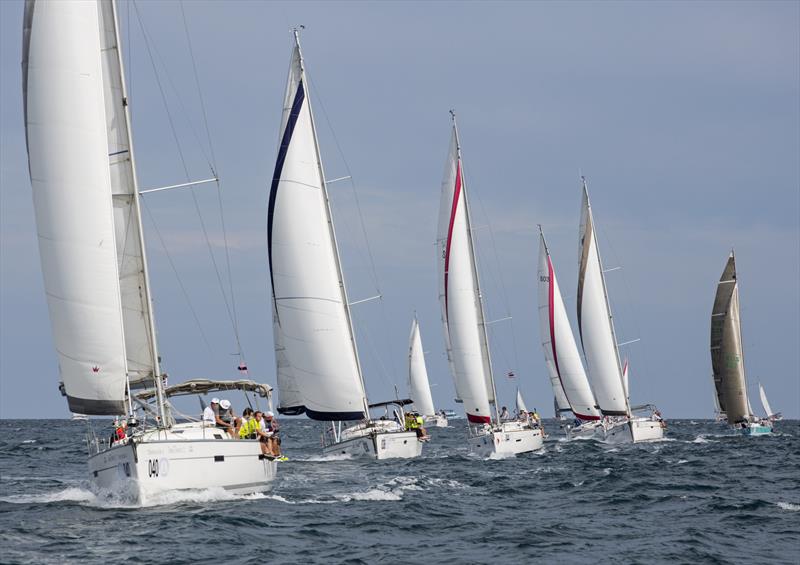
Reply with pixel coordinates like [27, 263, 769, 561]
[1, 418, 798, 564]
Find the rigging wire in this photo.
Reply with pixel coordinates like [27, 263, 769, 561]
[178, 0, 245, 366]
[132, 0, 245, 368]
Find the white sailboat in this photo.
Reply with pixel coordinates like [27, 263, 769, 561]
[268, 31, 421, 460]
[437, 113, 543, 457]
[710, 252, 773, 435]
[537, 227, 604, 440]
[23, 0, 276, 501]
[408, 317, 448, 427]
[576, 179, 664, 443]
[758, 383, 782, 422]
[515, 388, 528, 414]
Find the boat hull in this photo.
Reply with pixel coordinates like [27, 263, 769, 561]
[424, 414, 448, 428]
[88, 437, 276, 503]
[737, 423, 773, 436]
[564, 420, 604, 441]
[602, 417, 665, 444]
[322, 430, 423, 460]
[468, 423, 544, 457]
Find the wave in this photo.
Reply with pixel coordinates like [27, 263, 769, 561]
[777, 501, 800, 512]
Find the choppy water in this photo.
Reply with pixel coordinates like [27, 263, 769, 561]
[1, 419, 798, 564]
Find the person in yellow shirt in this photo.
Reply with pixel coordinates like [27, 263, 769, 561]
[238, 408, 259, 439]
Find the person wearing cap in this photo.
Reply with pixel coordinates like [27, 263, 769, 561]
[262, 411, 281, 457]
[217, 399, 236, 438]
[203, 398, 220, 426]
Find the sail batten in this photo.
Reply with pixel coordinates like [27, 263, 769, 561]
[538, 229, 601, 420]
[267, 40, 366, 421]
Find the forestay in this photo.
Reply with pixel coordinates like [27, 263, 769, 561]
[576, 181, 628, 416]
[437, 124, 493, 424]
[408, 317, 436, 416]
[267, 38, 366, 421]
[710, 252, 749, 424]
[537, 230, 601, 420]
[23, 0, 129, 415]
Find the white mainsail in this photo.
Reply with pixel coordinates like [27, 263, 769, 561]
[267, 36, 367, 421]
[408, 317, 436, 417]
[710, 252, 749, 424]
[24, 0, 130, 415]
[538, 228, 601, 420]
[437, 121, 494, 424]
[515, 388, 528, 414]
[758, 383, 774, 419]
[576, 179, 629, 416]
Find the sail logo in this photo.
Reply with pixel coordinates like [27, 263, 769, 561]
[539, 276, 550, 282]
[92, 366, 100, 373]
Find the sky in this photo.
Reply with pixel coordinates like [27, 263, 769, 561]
[1, 0, 798, 419]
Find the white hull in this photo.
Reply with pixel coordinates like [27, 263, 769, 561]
[323, 429, 423, 460]
[601, 417, 665, 444]
[468, 422, 544, 457]
[424, 414, 448, 428]
[88, 423, 276, 503]
[564, 420, 604, 441]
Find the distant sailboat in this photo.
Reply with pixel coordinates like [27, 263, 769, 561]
[70, 413, 88, 422]
[537, 227, 603, 440]
[710, 252, 773, 435]
[576, 178, 665, 443]
[515, 388, 528, 414]
[759, 383, 782, 421]
[23, 0, 276, 500]
[268, 31, 421, 459]
[408, 317, 447, 427]
[437, 112, 543, 457]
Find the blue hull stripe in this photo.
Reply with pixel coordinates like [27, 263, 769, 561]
[267, 80, 306, 312]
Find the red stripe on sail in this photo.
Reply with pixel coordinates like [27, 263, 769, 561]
[443, 160, 463, 319]
[467, 413, 491, 424]
[574, 412, 601, 421]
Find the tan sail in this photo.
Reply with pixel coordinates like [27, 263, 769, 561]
[710, 252, 750, 424]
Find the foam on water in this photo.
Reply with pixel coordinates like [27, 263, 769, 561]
[777, 501, 800, 512]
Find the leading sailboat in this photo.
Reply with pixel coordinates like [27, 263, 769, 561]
[437, 113, 543, 457]
[268, 31, 421, 459]
[23, 0, 276, 500]
[576, 179, 664, 443]
[710, 252, 774, 435]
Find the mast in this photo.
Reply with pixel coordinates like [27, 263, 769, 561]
[109, 0, 168, 426]
[293, 30, 370, 420]
[581, 177, 631, 417]
[451, 111, 500, 426]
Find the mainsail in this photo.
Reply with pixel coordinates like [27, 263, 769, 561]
[576, 180, 629, 416]
[408, 317, 436, 416]
[23, 0, 157, 415]
[538, 228, 601, 420]
[710, 252, 749, 424]
[437, 118, 494, 424]
[267, 34, 367, 421]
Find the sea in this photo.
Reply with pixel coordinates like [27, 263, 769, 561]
[1, 418, 798, 564]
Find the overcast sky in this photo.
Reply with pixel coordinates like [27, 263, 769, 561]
[1, 0, 798, 419]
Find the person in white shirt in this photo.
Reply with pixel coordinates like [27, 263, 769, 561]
[203, 398, 220, 425]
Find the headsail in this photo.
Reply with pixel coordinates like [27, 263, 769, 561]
[515, 388, 528, 414]
[24, 0, 129, 415]
[408, 317, 436, 416]
[576, 180, 628, 416]
[537, 228, 601, 420]
[710, 252, 749, 424]
[267, 35, 367, 421]
[758, 383, 774, 419]
[437, 119, 493, 424]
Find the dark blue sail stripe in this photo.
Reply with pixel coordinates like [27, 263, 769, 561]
[267, 79, 306, 310]
[305, 408, 365, 422]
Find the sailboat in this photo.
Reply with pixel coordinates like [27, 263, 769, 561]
[408, 317, 447, 427]
[23, 0, 276, 500]
[710, 252, 773, 435]
[537, 227, 604, 440]
[576, 179, 664, 443]
[437, 113, 543, 457]
[515, 388, 528, 415]
[268, 31, 421, 459]
[759, 383, 782, 422]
